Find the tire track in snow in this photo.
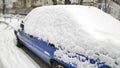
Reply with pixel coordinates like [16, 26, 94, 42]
[0, 21, 9, 30]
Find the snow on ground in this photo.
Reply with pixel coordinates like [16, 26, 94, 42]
[0, 17, 40, 68]
[5, 18, 21, 30]
[23, 5, 120, 68]
[0, 14, 24, 30]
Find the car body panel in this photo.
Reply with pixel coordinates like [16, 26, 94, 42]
[17, 29, 112, 68]
[17, 30, 73, 67]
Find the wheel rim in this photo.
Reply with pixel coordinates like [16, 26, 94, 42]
[55, 65, 64, 68]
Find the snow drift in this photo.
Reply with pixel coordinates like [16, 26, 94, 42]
[24, 5, 120, 68]
[0, 22, 40, 68]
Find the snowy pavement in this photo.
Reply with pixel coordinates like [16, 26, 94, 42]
[0, 15, 22, 30]
[0, 17, 41, 68]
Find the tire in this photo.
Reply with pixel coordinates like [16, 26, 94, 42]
[52, 61, 66, 68]
[16, 38, 24, 47]
[14, 30, 24, 47]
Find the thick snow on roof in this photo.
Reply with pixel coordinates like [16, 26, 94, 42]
[24, 5, 120, 68]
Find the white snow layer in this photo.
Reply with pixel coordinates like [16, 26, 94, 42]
[24, 5, 120, 68]
[0, 15, 23, 30]
[0, 22, 40, 68]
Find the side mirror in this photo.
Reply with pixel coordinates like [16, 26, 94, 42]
[20, 20, 24, 30]
[20, 23, 24, 30]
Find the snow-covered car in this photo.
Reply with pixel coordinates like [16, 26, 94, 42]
[15, 5, 120, 68]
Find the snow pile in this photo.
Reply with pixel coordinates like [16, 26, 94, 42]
[0, 23, 40, 68]
[4, 18, 21, 30]
[24, 5, 120, 68]
[0, 14, 24, 30]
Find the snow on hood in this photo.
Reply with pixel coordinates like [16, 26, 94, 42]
[24, 5, 120, 68]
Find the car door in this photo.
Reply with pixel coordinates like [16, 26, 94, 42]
[26, 34, 56, 64]
[18, 29, 56, 64]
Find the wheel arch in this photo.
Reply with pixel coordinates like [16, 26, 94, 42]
[50, 59, 56, 65]
[50, 59, 68, 68]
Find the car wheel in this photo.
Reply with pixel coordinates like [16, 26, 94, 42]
[16, 38, 24, 47]
[52, 61, 65, 68]
[14, 30, 24, 47]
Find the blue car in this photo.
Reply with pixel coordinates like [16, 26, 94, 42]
[14, 29, 72, 68]
[14, 5, 119, 68]
[14, 29, 111, 68]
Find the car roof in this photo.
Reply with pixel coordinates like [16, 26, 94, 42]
[24, 5, 120, 43]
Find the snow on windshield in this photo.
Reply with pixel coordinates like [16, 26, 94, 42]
[24, 5, 120, 68]
[0, 22, 40, 68]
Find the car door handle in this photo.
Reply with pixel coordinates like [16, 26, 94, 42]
[44, 51, 50, 56]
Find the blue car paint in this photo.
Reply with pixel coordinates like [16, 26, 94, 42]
[18, 30, 55, 63]
[17, 30, 72, 67]
[17, 30, 112, 68]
